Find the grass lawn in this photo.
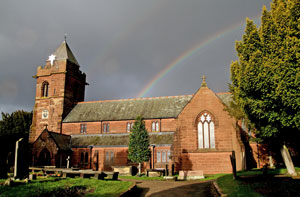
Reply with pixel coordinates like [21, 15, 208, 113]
[0, 177, 133, 197]
[217, 168, 300, 197]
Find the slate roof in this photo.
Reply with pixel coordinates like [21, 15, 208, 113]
[216, 92, 232, 106]
[48, 41, 79, 66]
[63, 92, 232, 123]
[63, 95, 193, 122]
[71, 132, 174, 148]
[48, 131, 72, 152]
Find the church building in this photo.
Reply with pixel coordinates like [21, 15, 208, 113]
[30, 41, 256, 174]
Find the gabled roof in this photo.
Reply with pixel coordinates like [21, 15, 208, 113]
[63, 92, 232, 123]
[63, 95, 193, 122]
[215, 92, 232, 107]
[48, 131, 72, 152]
[33, 129, 72, 152]
[71, 132, 174, 148]
[49, 41, 79, 66]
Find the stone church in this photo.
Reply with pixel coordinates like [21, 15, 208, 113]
[30, 41, 259, 174]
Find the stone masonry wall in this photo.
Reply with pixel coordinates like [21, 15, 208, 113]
[174, 86, 244, 173]
[62, 118, 176, 135]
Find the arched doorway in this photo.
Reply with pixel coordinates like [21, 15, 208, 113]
[38, 148, 51, 166]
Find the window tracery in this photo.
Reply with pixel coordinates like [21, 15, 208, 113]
[197, 112, 215, 149]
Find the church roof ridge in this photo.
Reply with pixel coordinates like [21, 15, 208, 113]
[77, 94, 194, 104]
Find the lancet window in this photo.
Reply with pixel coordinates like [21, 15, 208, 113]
[41, 81, 49, 97]
[197, 112, 215, 149]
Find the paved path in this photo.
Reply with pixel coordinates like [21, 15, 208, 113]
[121, 179, 214, 197]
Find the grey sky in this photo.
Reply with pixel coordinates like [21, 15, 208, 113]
[0, 0, 272, 115]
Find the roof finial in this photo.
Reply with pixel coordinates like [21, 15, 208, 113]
[64, 33, 67, 43]
[201, 75, 207, 87]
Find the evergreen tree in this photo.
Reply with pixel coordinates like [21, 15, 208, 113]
[230, 0, 300, 175]
[0, 110, 32, 178]
[128, 116, 151, 176]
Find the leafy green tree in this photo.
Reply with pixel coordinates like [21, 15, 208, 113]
[230, 0, 300, 175]
[128, 116, 151, 176]
[0, 110, 32, 178]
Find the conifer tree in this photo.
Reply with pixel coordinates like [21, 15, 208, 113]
[128, 116, 151, 176]
[230, 0, 300, 175]
[0, 110, 32, 178]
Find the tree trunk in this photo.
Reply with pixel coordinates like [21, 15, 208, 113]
[138, 163, 141, 176]
[280, 145, 297, 176]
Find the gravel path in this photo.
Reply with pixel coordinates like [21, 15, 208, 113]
[121, 179, 214, 197]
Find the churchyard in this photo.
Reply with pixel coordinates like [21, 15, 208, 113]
[1, 167, 300, 196]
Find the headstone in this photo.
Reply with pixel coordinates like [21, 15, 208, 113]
[66, 156, 70, 168]
[29, 174, 37, 180]
[280, 145, 297, 176]
[269, 156, 274, 168]
[14, 138, 29, 179]
[4, 178, 13, 186]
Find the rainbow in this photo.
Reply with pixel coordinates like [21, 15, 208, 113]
[137, 15, 261, 98]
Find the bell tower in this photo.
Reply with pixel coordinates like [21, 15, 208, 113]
[29, 40, 87, 143]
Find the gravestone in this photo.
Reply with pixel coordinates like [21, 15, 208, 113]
[66, 156, 70, 168]
[280, 145, 297, 176]
[14, 138, 29, 179]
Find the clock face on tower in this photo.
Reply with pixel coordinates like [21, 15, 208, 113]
[42, 110, 49, 119]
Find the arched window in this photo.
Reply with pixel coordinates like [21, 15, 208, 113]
[41, 81, 49, 97]
[197, 112, 215, 149]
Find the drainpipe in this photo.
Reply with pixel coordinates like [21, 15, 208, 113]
[160, 119, 162, 132]
[100, 121, 102, 134]
[151, 144, 156, 169]
[257, 142, 260, 168]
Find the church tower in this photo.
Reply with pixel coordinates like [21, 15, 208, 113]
[29, 40, 87, 143]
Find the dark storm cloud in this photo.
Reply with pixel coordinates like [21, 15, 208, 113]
[0, 0, 272, 115]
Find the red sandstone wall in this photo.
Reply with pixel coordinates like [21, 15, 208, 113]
[174, 87, 244, 173]
[180, 152, 232, 174]
[72, 147, 129, 171]
[30, 72, 66, 143]
[30, 59, 86, 143]
[71, 146, 172, 172]
[62, 118, 176, 135]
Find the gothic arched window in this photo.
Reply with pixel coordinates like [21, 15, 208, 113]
[42, 81, 49, 97]
[197, 112, 215, 149]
